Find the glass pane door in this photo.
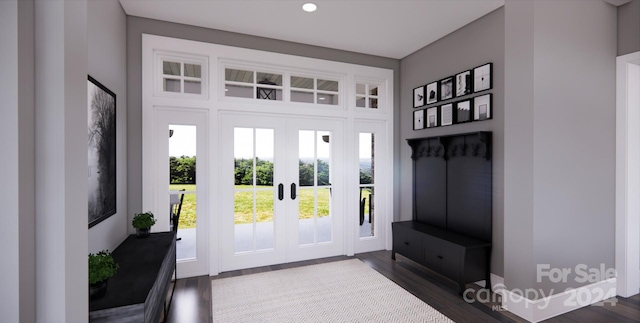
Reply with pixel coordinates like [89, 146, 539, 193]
[220, 114, 344, 271]
[233, 127, 275, 253]
[297, 130, 332, 245]
[286, 118, 344, 262]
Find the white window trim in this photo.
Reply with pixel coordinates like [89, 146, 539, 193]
[142, 34, 394, 276]
[155, 51, 209, 100]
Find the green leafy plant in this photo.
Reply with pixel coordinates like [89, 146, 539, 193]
[88, 250, 119, 284]
[132, 211, 157, 229]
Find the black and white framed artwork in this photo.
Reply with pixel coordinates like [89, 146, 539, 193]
[440, 76, 454, 101]
[413, 85, 425, 108]
[88, 76, 117, 228]
[414, 109, 424, 130]
[426, 81, 439, 105]
[440, 103, 453, 126]
[455, 100, 472, 124]
[455, 70, 473, 97]
[426, 107, 439, 128]
[473, 63, 492, 92]
[473, 93, 492, 121]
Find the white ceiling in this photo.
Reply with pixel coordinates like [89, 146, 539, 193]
[119, 0, 505, 59]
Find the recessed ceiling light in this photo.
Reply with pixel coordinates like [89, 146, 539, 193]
[302, 3, 317, 12]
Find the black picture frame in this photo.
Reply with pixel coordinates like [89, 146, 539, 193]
[426, 107, 439, 128]
[440, 103, 453, 126]
[88, 76, 117, 228]
[413, 85, 425, 108]
[439, 76, 454, 101]
[455, 99, 472, 124]
[473, 93, 492, 121]
[413, 109, 424, 130]
[425, 81, 439, 105]
[455, 70, 473, 97]
[473, 63, 493, 93]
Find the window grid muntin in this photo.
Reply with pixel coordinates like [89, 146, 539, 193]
[225, 67, 284, 100]
[157, 54, 206, 98]
[290, 75, 339, 105]
[356, 83, 380, 109]
[221, 63, 353, 108]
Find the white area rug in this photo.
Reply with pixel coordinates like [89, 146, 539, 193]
[212, 259, 455, 322]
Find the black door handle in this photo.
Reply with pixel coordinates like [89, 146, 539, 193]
[278, 183, 284, 201]
[291, 183, 297, 200]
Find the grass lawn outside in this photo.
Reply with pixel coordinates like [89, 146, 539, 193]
[170, 184, 197, 229]
[170, 184, 372, 228]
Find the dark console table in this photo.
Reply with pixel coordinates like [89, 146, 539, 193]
[90, 232, 176, 323]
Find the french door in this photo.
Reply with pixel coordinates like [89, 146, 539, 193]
[219, 113, 345, 271]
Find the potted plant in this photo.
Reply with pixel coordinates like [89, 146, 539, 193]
[132, 211, 156, 238]
[88, 250, 119, 300]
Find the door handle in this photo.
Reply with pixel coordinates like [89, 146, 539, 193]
[291, 183, 297, 200]
[278, 183, 284, 201]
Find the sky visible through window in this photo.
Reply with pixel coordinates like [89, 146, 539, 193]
[170, 125, 372, 160]
[169, 125, 196, 157]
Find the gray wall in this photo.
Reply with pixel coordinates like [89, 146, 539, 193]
[88, 0, 128, 253]
[618, 0, 640, 56]
[504, 0, 537, 292]
[126, 16, 401, 226]
[505, 0, 616, 294]
[399, 8, 505, 276]
[34, 0, 88, 320]
[1, 1, 35, 321]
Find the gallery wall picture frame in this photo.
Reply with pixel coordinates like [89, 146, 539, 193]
[455, 70, 473, 97]
[440, 76, 454, 101]
[88, 75, 117, 228]
[440, 103, 453, 126]
[455, 99, 472, 124]
[473, 93, 492, 121]
[414, 109, 425, 130]
[473, 63, 493, 92]
[413, 85, 425, 108]
[426, 81, 439, 105]
[426, 107, 439, 128]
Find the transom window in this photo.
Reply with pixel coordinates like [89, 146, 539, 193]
[225, 68, 284, 101]
[223, 66, 341, 106]
[162, 61, 202, 94]
[156, 53, 208, 99]
[291, 76, 340, 106]
[356, 83, 379, 109]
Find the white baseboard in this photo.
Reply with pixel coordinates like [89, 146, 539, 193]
[500, 278, 617, 322]
[474, 273, 504, 289]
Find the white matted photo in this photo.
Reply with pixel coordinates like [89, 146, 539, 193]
[426, 81, 438, 105]
[473, 63, 492, 92]
[413, 86, 425, 108]
[440, 103, 453, 126]
[473, 94, 492, 120]
[414, 109, 424, 130]
[426, 107, 438, 128]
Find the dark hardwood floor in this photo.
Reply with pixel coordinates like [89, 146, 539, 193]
[165, 251, 640, 323]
